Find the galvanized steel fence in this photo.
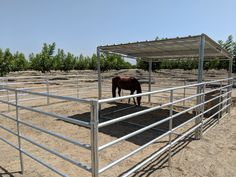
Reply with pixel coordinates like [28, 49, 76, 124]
[0, 77, 233, 177]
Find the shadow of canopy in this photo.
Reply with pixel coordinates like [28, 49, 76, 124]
[67, 102, 195, 146]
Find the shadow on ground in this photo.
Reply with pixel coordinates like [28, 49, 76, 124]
[0, 166, 21, 177]
[61, 102, 221, 176]
[68, 102, 195, 146]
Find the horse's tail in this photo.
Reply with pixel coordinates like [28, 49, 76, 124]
[135, 79, 142, 106]
[112, 76, 120, 97]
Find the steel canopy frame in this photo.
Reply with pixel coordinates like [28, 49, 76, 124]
[96, 33, 233, 139]
[98, 34, 232, 60]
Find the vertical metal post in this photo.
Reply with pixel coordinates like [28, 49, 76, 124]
[195, 34, 205, 139]
[183, 81, 186, 107]
[148, 60, 152, 103]
[90, 101, 99, 177]
[200, 84, 205, 138]
[168, 90, 173, 167]
[77, 74, 79, 98]
[15, 90, 24, 173]
[229, 78, 233, 113]
[227, 58, 233, 113]
[46, 76, 49, 105]
[5, 78, 10, 112]
[218, 81, 223, 123]
[97, 48, 102, 100]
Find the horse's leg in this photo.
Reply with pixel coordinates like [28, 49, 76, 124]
[118, 87, 121, 97]
[130, 90, 136, 105]
[118, 87, 122, 102]
[112, 85, 117, 97]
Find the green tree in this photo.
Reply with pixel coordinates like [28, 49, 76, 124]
[75, 54, 89, 70]
[29, 53, 38, 70]
[11, 52, 29, 71]
[62, 52, 76, 72]
[88, 54, 97, 70]
[0, 49, 9, 76]
[218, 35, 235, 71]
[233, 42, 236, 72]
[53, 49, 65, 71]
[29, 43, 56, 72]
[0, 49, 13, 76]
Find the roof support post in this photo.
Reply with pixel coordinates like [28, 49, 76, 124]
[195, 34, 205, 139]
[90, 101, 99, 177]
[148, 60, 152, 103]
[97, 48, 102, 99]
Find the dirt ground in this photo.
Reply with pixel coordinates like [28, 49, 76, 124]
[0, 69, 235, 177]
[132, 108, 236, 177]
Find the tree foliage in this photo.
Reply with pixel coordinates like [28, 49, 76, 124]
[0, 49, 13, 76]
[11, 52, 29, 71]
[30, 43, 56, 73]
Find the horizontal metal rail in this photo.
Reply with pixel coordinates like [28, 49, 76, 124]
[98, 77, 233, 104]
[19, 119, 90, 150]
[202, 111, 229, 135]
[121, 123, 202, 177]
[99, 130, 171, 173]
[0, 112, 90, 149]
[100, 115, 174, 135]
[0, 98, 90, 127]
[98, 99, 199, 151]
[203, 102, 230, 125]
[0, 124, 18, 136]
[98, 92, 204, 128]
[0, 86, 93, 104]
[101, 105, 136, 117]
[172, 97, 230, 133]
[0, 136, 18, 150]
[20, 135, 91, 172]
[0, 74, 95, 80]
[18, 104, 90, 127]
[0, 127, 67, 177]
[99, 84, 232, 128]
[204, 84, 231, 95]
[21, 148, 68, 177]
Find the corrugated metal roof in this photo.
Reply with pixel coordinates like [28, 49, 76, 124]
[98, 34, 232, 60]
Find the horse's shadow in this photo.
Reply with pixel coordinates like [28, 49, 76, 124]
[68, 102, 195, 146]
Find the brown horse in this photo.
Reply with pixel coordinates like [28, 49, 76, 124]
[112, 76, 142, 106]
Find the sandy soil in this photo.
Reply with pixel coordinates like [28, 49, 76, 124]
[0, 69, 235, 177]
[132, 108, 236, 177]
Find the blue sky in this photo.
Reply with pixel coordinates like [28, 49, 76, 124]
[0, 0, 235, 57]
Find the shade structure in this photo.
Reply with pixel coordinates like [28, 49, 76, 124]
[98, 34, 232, 60]
[96, 34, 233, 140]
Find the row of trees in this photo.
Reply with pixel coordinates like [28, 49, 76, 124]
[137, 58, 229, 71]
[0, 35, 235, 76]
[137, 35, 236, 71]
[0, 49, 29, 76]
[0, 43, 133, 76]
